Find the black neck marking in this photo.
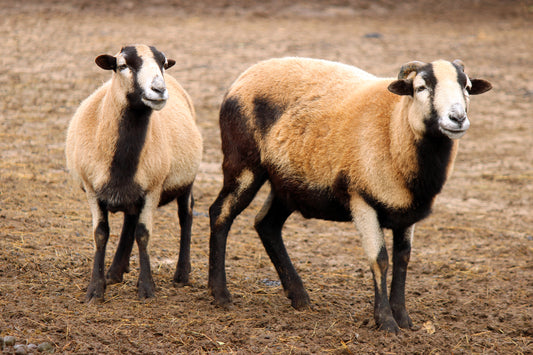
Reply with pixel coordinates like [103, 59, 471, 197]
[109, 105, 151, 186]
[96, 103, 152, 214]
[409, 134, 453, 205]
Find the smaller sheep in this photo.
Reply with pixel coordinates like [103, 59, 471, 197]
[66, 45, 203, 302]
[208, 57, 491, 332]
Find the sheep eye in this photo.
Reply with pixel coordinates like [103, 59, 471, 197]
[415, 85, 427, 93]
[117, 64, 128, 71]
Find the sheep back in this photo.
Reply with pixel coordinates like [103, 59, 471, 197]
[221, 57, 419, 222]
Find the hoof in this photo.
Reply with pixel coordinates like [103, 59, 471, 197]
[377, 319, 401, 334]
[395, 315, 414, 330]
[172, 272, 190, 288]
[105, 273, 123, 285]
[172, 280, 190, 288]
[137, 280, 156, 299]
[106, 264, 129, 285]
[287, 290, 311, 310]
[391, 306, 414, 329]
[210, 287, 232, 308]
[85, 294, 105, 304]
[85, 279, 106, 303]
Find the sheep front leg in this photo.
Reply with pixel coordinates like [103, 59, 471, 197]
[390, 225, 415, 329]
[86, 192, 110, 303]
[351, 198, 400, 333]
[106, 213, 138, 284]
[135, 193, 158, 299]
[173, 185, 193, 286]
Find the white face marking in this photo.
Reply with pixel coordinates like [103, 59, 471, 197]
[432, 61, 470, 139]
[138, 55, 168, 110]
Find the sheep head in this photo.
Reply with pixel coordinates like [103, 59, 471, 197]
[95, 45, 176, 111]
[388, 59, 492, 139]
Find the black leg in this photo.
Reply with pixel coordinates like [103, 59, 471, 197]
[86, 200, 109, 303]
[173, 186, 193, 286]
[254, 192, 309, 309]
[352, 197, 399, 333]
[134, 193, 159, 299]
[371, 246, 399, 333]
[208, 168, 266, 306]
[135, 222, 155, 299]
[107, 213, 138, 284]
[390, 225, 414, 329]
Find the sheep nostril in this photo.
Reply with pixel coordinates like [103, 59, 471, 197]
[151, 86, 165, 94]
[449, 113, 466, 124]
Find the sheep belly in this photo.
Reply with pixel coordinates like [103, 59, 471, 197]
[359, 191, 433, 229]
[269, 173, 432, 227]
[268, 174, 352, 222]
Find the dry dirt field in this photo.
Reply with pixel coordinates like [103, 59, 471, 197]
[1, 1, 532, 353]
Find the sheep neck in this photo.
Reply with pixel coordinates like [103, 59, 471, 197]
[390, 97, 458, 206]
[110, 104, 151, 184]
[96, 87, 153, 213]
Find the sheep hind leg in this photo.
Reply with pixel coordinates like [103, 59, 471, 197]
[106, 213, 138, 284]
[390, 225, 416, 330]
[173, 185, 193, 286]
[208, 169, 266, 307]
[254, 192, 309, 309]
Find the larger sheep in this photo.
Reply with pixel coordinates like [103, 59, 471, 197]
[66, 45, 203, 302]
[208, 57, 491, 332]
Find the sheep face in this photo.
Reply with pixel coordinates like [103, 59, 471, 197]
[95, 45, 176, 110]
[388, 60, 492, 140]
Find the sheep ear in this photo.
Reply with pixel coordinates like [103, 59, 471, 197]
[388, 79, 413, 96]
[95, 55, 117, 71]
[468, 79, 492, 95]
[165, 59, 176, 70]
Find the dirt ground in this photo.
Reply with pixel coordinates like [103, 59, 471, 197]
[1, 0, 532, 353]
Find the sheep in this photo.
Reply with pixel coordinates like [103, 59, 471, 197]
[66, 44, 203, 302]
[208, 57, 491, 333]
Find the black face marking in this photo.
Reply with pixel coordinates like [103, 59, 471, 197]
[452, 62, 468, 88]
[253, 96, 286, 135]
[116, 46, 150, 108]
[121, 46, 143, 71]
[150, 46, 166, 70]
[418, 65, 446, 137]
[418, 64, 438, 93]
